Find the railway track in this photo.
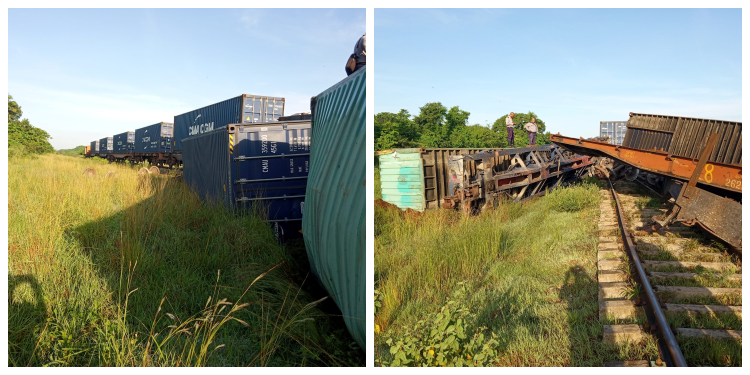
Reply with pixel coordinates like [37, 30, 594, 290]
[598, 179, 742, 367]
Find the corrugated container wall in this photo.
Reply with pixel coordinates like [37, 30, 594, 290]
[182, 120, 311, 240]
[302, 67, 366, 349]
[622, 113, 742, 165]
[135, 123, 174, 153]
[173, 95, 285, 152]
[91, 140, 99, 154]
[99, 137, 113, 154]
[599, 121, 627, 145]
[113, 131, 135, 153]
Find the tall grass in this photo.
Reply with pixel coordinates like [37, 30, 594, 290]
[8, 154, 363, 366]
[375, 179, 660, 366]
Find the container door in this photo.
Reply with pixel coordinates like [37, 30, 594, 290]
[231, 122, 311, 240]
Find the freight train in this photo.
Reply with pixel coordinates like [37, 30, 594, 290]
[552, 112, 742, 253]
[86, 95, 285, 168]
[81, 68, 367, 349]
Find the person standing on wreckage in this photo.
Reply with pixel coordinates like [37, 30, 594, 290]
[506, 112, 516, 147]
[525, 117, 538, 146]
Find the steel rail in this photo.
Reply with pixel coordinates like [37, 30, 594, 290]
[607, 177, 687, 367]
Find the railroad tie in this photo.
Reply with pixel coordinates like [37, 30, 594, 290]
[675, 328, 742, 340]
[602, 324, 645, 345]
[603, 360, 650, 367]
[642, 260, 736, 272]
[664, 303, 742, 317]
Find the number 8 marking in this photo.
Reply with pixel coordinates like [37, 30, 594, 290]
[703, 164, 714, 183]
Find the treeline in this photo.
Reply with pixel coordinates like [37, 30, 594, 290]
[374, 102, 551, 151]
[58, 145, 87, 156]
[8, 94, 55, 156]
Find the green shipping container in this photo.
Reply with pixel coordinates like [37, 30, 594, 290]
[303, 67, 366, 349]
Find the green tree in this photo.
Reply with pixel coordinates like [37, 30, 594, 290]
[8, 94, 22, 122]
[8, 94, 55, 155]
[413, 102, 447, 135]
[375, 109, 417, 149]
[58, 145, 87, 156]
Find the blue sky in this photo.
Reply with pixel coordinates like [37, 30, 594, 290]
[375, 8, 741, 137]
[8, 8, 365, 149]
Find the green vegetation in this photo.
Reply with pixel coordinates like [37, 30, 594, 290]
[375, 174, 660, 366]
[678, 337, 742, 366]
[375, 102, 550, 150]
[8, 154, 363, 366]
[58, 145, 87, 157]
[8, 94, 55, 156]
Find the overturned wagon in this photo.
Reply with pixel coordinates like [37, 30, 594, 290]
[377, 144, 594, 212]
[552, 112, 742, 252]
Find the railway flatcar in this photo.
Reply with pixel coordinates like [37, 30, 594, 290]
[132, 122, 175, 167]
[552, 112, 742, 252]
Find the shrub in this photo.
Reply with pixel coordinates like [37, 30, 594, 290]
[381, 284, 499, 367]
[546, 182, 599, 213]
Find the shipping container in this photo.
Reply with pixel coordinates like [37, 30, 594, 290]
[99, 137, 113, 154]
[84, 145, 91, 155]
[113, 131, 135, 153]
[173, 95, 285, 152]
[622, 112, 742, 166]
[90, 140, 99, 155]
[599, 121, 627, 145]
[182, 120, 311, 239]
[135, 122, 174, 153]
[302, 67, 366, 349]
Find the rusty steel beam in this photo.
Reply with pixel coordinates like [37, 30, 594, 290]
[550, 134, 742, 195]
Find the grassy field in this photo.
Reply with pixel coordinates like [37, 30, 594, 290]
[8, 154, 363, 366]
[374, 167, 660, 366]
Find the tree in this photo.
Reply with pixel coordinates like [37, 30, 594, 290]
[8, 94, 54, 154]
[413, 102, 447, 135]
[8, 95, 22, 122]
[375, 109, 418, 150]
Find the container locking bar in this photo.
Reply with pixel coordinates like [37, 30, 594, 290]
[236, 194, 305, 202]
[234, 153, 310, 162]
[235, 176, 308, 184]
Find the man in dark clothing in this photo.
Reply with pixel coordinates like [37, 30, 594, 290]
[506, 112, 516, 147]
[348, 34, 366, 76]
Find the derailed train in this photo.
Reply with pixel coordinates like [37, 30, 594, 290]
[552, 112, 742, 253]
[83, 69, 367, 349]
[377, 144, 597, 213]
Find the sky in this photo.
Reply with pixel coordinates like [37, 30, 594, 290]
[8, 8, 365, 149]
[375, 8, 741, 137]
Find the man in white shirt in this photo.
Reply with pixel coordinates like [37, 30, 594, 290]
[525, 118, 538, 145]
[506, 112, 516, 147]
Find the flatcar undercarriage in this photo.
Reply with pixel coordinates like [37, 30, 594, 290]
[551, 133, 741, 254]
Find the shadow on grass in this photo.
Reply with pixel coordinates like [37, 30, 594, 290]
[559, 265, 598, 366]
[8, 274, 48, 366]
[51, 175, 360, 366]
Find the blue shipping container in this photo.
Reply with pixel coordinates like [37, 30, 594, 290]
[173, 95, 285, 152]
[90, 140, 99, 155]
[135, 122, 174, 153]
[182, 120, 310, 240]
[99, 137, 113, 154]
[113, 131, 135, 153]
